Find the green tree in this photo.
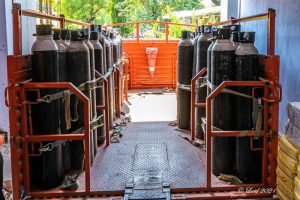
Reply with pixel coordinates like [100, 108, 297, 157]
[163, 0, 203, 11]
[59, 0, 108, 24]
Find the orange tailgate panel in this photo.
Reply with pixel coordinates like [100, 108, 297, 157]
[123, 41, 179, 89]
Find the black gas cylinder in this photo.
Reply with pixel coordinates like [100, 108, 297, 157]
[192, 26, 202, 78]
[66, 30, 91, 171]
[90, 29, 106, 145]
[235, 32, 261, 183]
[177, 30, 194, 129]
[110, 32, 120, 117]
[207, 29, 218, 96]
[211, 28, 236, 176]
[195, 25, 211, 139]
[53, 29, 72, 173]
[114, 28, 124, 102]
[104, 30, 115, 129]
[80, 29, 97, 160]
[31, 24, 63, 188]
[98, 25, 107, 73]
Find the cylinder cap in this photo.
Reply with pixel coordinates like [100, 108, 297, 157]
[223, 24, 241, 32]
[70, 30, 82, 41]
[79, 29, 89, 40]
[35, 24, 53, 36]
[196, 26, 201, 34]
[238, 32, 245, 42]
[231, 32, 239, 42]
[241, 32, 256, 43]
[204, 25, 212, 33]
[181, 30, 189, 39]
[109, 32, 115, 39]
[200, 25, 205, 33]
[53, 29, 61, 40]
[90, 31, 99, 40]
[212, 29, 219, 37]
[101, 29, 107, 37]
[98, 25, 102, 31]
[90, 24, 98, 32]
[218, 28, 231, 39]
[60, 29, 70, 40]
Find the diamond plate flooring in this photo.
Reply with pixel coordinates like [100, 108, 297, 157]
[79, 122, 207, 191]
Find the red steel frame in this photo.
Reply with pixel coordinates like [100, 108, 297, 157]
[6, 3, 280, 199]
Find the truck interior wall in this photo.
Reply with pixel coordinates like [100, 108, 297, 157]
[0, 0, 35, 134]
[0, 0, 35, 182]
[240, 0, 300, 133]
[0, 0, 11, 134]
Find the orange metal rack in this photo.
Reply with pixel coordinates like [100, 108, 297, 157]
[190, 7, 281, 197]
[5, 3, 281, 199]
[6, 3, 122, 199]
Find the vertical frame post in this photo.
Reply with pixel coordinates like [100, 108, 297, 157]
[136, 22, 140, 43]
[13, 3, 22, 55]
[267, 8, 276, 56]
[165, 23, 169, 43]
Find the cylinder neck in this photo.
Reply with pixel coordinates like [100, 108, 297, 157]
[201, 32, 211, 36]
[36, 35, 53, 40]
[216, 38, 231, 43]
[239, 42, 255, 46]
[70, 40, 85, 44]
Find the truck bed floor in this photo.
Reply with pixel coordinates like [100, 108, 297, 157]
[79, 121, 208, 191]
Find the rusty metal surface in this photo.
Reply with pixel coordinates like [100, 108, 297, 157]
[79, 122, 206, 191]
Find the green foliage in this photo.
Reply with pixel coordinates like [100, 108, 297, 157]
[55, 0, 215, 36]
[163, 0, 203, 11]
[59, 0, 107, 25]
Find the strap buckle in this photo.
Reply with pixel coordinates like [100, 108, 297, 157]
[38, 94, 52, 103]
[39, 143, 53, 152]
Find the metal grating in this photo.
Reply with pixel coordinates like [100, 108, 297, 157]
[134, 143, 169, 171]
[78, 122, 207, 191]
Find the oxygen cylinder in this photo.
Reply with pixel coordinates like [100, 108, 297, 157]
[98, 25, 107, 73]
[192, 26, 202, 78]
[177, 30, 193, 129]
[104, 30, 115, 129]
[66, 30, 91, 171]
[235, 32, 261, 183]
[80, 29, 97, 160]
[195, 25, 211, 139]
[114, 29, 124, 102]
[60, 29, 70, 46]
[211, 28, 236, 176]
[31, 24, 63, 188]
[110, 32, 120, 116]
[53, 29, 71, 173]
[90, 28, 106, 145]
[207, 30, 218, 96]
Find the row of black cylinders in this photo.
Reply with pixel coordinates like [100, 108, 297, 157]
[30, 24, 123, 189]
[177, 25, 262, 183]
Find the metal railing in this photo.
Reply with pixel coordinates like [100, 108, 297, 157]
[105, 21, 197, 43]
